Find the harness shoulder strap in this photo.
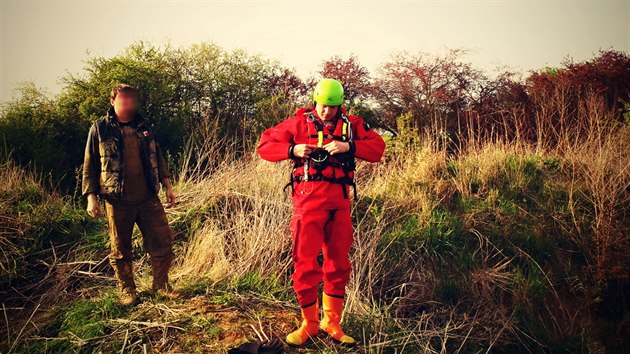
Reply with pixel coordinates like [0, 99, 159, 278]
[285, 110, 358, 199]
[308, 113, 324, 147]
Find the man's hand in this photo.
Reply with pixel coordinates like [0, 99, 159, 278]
[323, 141, 350, 155]
[86, 193, 102, 218]
[293, 144, 318, 158]
[165, 187, 176, 208]
[162, 178, 176, 208]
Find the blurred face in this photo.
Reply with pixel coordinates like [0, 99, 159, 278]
[111, 92, 138, 120]
[315, 102, 339, 121]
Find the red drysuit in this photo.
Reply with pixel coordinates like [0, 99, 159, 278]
[258, 107, 385, 307]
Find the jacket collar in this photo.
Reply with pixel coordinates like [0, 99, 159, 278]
[299, 106, 347, 127]
[106, 106, 146, 127]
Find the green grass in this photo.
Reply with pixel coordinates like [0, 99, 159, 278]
[223, 270, 292, 302]
[177, 276, 213, 297]
[0, 174, 104, 287]
[11, 290, 131, 353]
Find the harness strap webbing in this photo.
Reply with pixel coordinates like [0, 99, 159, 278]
[286, 111, 356, 199]
[284, 173, 357, 199]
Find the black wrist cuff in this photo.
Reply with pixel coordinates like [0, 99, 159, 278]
[348, 141, 356, 155]
[288, 144, 296, 159]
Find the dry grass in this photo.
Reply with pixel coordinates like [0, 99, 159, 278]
[160, 97, 628, 351]
[1, 98, 628, 352]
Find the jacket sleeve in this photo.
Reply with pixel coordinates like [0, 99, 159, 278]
[349, 117, 386, 162]
[257, 118, 296, 162]
[82, 123, 101, 196]
[156, 142, 171, 180]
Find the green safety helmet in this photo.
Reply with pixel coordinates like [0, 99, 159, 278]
[313, 78, 344, 106]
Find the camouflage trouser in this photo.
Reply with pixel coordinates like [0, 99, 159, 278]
[104, 193, 174, 292]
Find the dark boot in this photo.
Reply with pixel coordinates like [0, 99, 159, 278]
[151, 256, 179, 298]
[112, 260, 137, 305]
[119, 287, 137, 306]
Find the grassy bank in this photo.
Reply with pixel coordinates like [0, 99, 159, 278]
[1, 120, 628, 352]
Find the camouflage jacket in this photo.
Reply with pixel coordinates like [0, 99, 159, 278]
[82, 107, 170, 200]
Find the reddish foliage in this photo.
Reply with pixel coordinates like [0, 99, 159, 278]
[373, 49, 484, 128]
[265, 68, 309, 99]
[513, 50, 630, 145]
[526, 50, 630, 111]
[319, 54, 372, 103]
[311, 50, 629, 147]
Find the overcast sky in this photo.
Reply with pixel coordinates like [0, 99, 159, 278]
[1, 0, 628, 103]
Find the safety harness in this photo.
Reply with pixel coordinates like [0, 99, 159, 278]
[285, 111, 357, 199]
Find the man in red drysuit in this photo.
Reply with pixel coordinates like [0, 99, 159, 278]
[257, 78, 386, 347]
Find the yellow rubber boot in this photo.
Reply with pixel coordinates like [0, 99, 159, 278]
[286, 301, 319, 346]
[320, 294, 356, 346]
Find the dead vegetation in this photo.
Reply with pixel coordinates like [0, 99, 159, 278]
[1, 94, 629, 353]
